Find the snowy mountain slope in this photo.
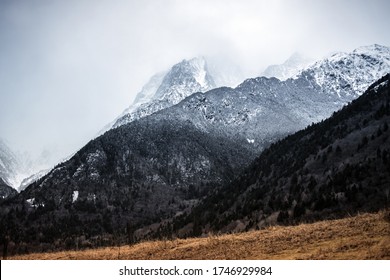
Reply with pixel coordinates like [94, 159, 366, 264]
[149, 77, 334, 152]
[0, 139, 20, 188]
[132, 72, 167, 106]
[300, 44, 390, 98]
[99, 71, 167, 134]
[0, 139, 62, 191]
[108, 57, 216, 130]
[262, 52, 313, 81]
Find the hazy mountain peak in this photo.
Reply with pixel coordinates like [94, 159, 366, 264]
[262, 52, 313, 81]
[188, 57, 209, 87]
[153, 56, 215, 101]
[132, 71, 167, 106]
[107, 56, 216, 130]
[285, 52, 310, 66]
[0, 140, 55, 191]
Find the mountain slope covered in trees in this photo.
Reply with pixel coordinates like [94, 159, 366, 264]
[0, 118, 252, 248]
[166, 74, 390, 237]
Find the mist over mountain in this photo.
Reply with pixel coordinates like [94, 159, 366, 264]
[262, 52, 313, 80]
[0, 139, 58, 192]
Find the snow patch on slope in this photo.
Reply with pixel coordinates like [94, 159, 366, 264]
[72, 191, 79, 203]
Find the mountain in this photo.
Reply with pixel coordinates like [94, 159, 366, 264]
[169, 74, 390, 236]
[0, 139, 20, 189]
[108, 45, 390, 137]
[149, 45, 390, 151]
[0, 140, 55, 191]
[262, 52, 313, 80]
[1, 44, 389, 250]
[0, 119, 252, 246]
[107, 57, 216, 131]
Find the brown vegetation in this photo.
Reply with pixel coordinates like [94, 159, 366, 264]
[6, 211, 390, 260]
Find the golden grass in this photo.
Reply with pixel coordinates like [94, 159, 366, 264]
[7, 211, 390, 260]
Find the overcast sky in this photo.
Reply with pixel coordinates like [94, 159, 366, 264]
[1, 0, 390, 165]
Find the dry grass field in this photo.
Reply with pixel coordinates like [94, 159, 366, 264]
[7, 211, 390, 260]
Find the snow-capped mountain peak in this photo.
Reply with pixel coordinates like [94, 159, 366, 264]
[108, 57, 216, 130]
[153, 57, 215, 102]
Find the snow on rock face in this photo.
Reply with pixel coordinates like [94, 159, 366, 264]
[132, 72, 167, 106]
[106, 57, 216, 131]
[153, 57, 215, 102]
[190, 57, 208, 87]
[299, 44, 390, 98]
[100, 71, 167, 133]
[0, 139, 60, 191]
